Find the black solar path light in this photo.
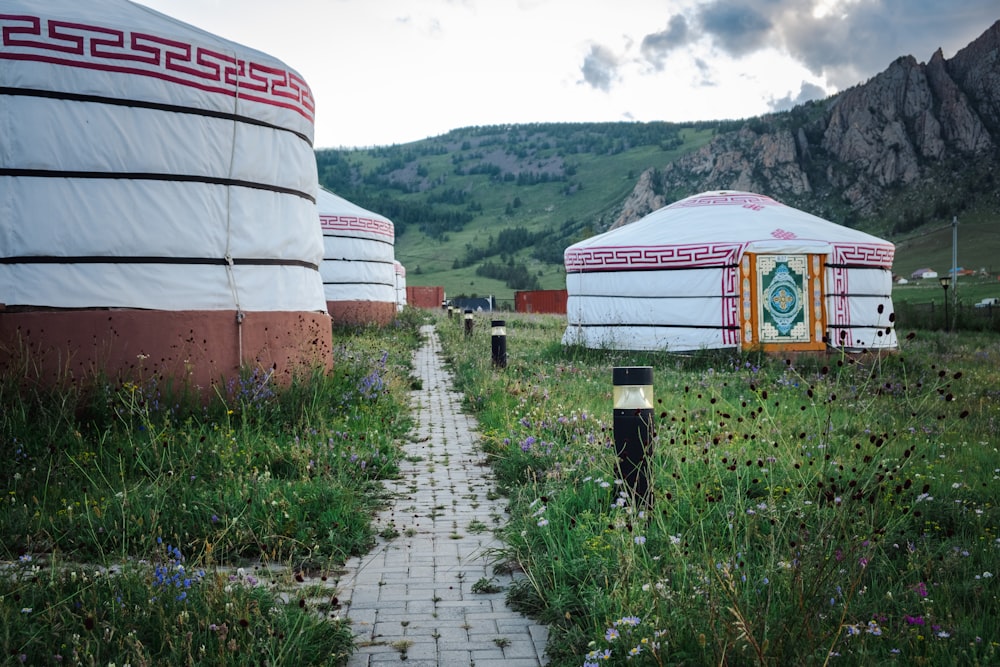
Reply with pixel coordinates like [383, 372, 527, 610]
[613, 366, 654, 510]
[464, 309, 474, 337]
[491, 320, 507, 369]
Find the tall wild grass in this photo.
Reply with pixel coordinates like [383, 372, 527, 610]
[0, 309, 425, 665]
[437, 312, 999, 666]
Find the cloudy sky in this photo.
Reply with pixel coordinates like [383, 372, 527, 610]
[134, 0, 997, 149]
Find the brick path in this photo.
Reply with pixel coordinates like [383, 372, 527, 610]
[337, 324, 548, 666]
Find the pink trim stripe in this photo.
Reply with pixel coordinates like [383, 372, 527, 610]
[832, 243, 895, 268]
[666, 192, 782, 210]
[565, 243, 743, 271]
[1, 13, 314, 124]
[320, 215, 395, 240]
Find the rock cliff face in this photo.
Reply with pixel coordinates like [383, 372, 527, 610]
[612, 20, 1000, 229]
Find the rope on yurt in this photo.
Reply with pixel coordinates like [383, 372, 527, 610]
[223, 52, 245, 367]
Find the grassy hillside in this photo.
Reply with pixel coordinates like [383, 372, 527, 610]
[315, 122, 999, 304]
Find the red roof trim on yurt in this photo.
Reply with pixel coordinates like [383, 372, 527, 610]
[831, 244, 895, 268]
[319, 215, 395, 240]
[565, 243, 743, 272]
[665, 191, 778, 210]
[0, 13, 315, 122]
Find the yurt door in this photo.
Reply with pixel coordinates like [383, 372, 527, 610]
[740, 254, 826, 351]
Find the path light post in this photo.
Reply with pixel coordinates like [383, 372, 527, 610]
[940, 275, 951, 331]
[464, 309, 474, 337]
[613, 366, 654, 510]
[447, 304, 454, 319]
[491, 320, 506, 369]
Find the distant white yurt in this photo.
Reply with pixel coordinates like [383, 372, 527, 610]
[394, 261, 408, 312]
[0, 0, 332, 391]
[318, 188, 397, 325]
[564, 191, 897, 353]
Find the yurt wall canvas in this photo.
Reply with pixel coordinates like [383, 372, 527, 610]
[563, 191, 897, 353]
[317, 188, 397, 326]
[394, 261, 408, 312]
[0, 0, 332, 391]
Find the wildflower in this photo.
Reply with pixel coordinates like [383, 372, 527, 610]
[537, 518, 549, 527]
[937, 630, 951, 638]
[617, 616, 641, 627]
[867, 620, 882, 636]
[634, 535, 646, 545]
[606, 628, 620, 641]
[904, 615, 925, 626]
[628, 645, 642, 657]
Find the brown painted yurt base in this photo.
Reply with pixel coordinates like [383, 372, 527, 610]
[327, 300, 398, 327]
[0, 309, 333, 394]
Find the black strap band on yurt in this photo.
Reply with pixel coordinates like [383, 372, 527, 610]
[0, 256, 319, 271]
[0, 168, 315, 204]
[0, 87, 313, 147]
[321, 234, 395, 247]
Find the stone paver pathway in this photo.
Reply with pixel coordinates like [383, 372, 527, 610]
[336, 324, 548, 666]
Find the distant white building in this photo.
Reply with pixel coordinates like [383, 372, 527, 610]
[910, 268, 938, 279]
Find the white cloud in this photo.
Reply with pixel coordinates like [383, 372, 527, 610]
[132, 0, 998, 148]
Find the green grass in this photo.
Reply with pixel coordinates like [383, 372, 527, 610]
[436, 312, 1000, 666]
[0, 308, 427, 665]
[393, 129, 719, 300]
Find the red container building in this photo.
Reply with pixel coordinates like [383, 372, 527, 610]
[515, 290, 568, 314]
[406, 286, 446, 309]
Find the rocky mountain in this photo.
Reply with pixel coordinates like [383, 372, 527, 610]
[611, 20, 1000, 230]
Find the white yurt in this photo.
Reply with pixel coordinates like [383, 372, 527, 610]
[0, 0, 332, 391]
[394, 261, 408, 312]
[564, 191, 897, 353]
[318, 187, 398, 326]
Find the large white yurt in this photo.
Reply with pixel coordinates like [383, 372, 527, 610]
[564, 191, 897, 353]
[318, 188, 398, 326]
[0, 0, 332, 391]
[394, 261, 408, 312]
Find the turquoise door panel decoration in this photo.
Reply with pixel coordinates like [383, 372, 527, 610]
[757, 255, 810, 344]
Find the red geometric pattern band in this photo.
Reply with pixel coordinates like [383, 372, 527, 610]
[0, 13, 315, 123]
[320, 215, 395, 240]
[565, 243, 743, 271]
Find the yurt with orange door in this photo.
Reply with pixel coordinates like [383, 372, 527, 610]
[563, 191, 897, 353]
[0, 0, 332, 392]
[318, 187, 398, 325]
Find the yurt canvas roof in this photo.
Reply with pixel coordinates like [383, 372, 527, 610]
[318, 188, 395, 245]
[317, 187, 397, 312]
[567, 192, 893, 262]
[1, 0, 324, 313]
[564, 191, 896, 352]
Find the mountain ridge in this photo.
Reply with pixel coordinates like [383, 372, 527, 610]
[315, 20, 1000, 300]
